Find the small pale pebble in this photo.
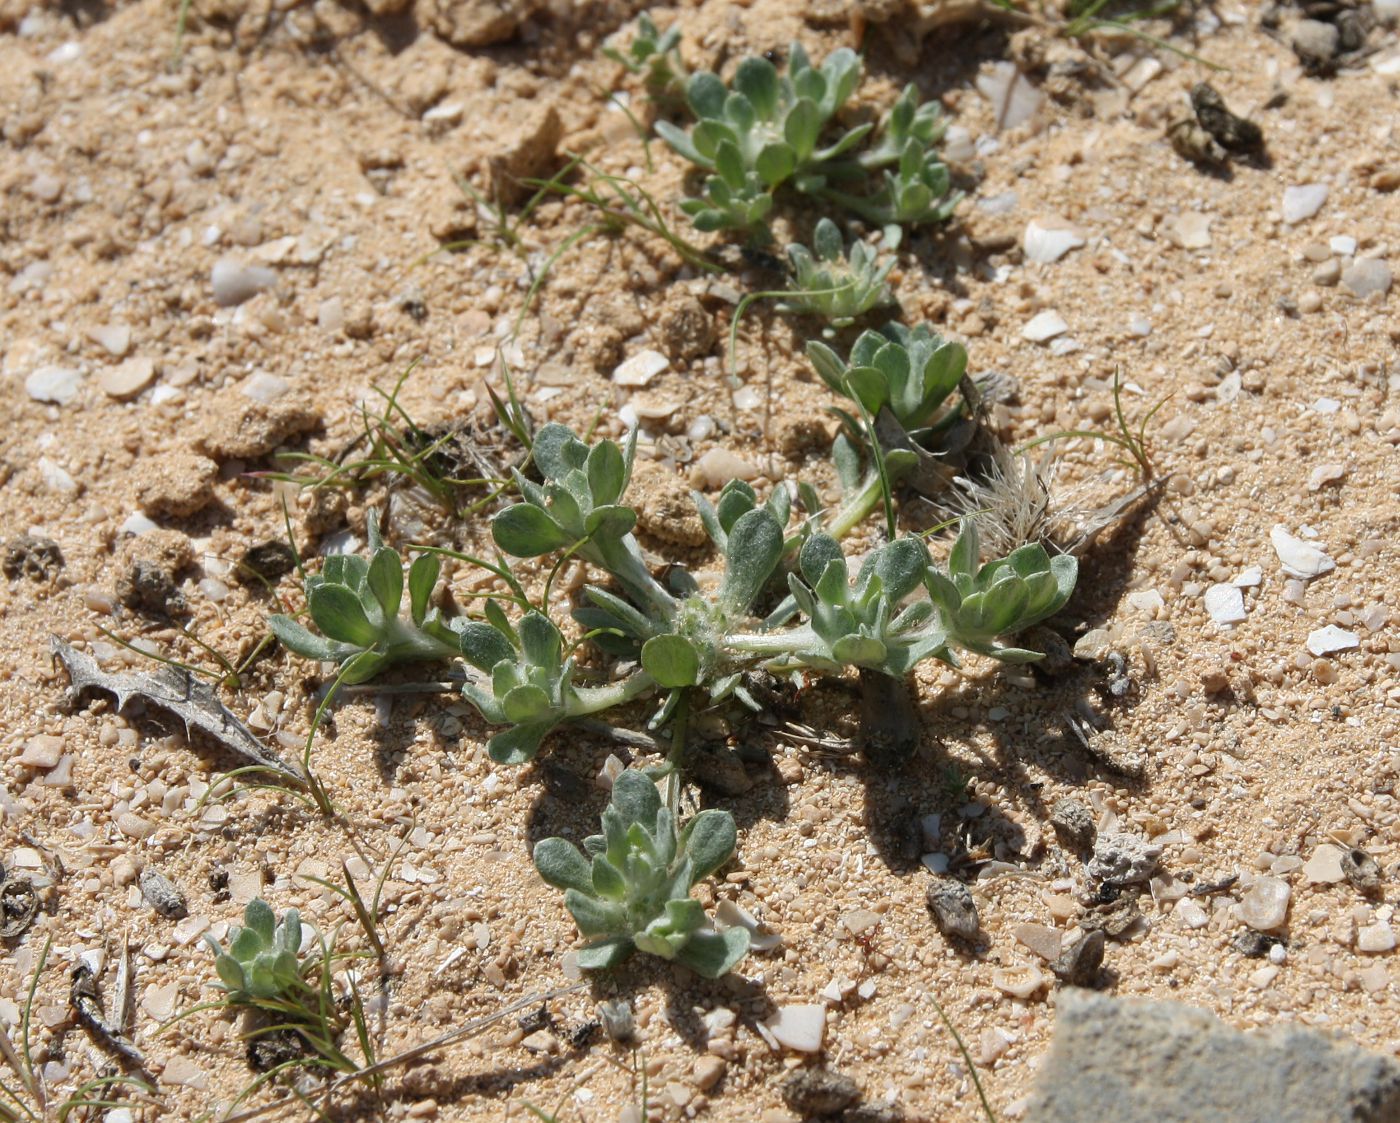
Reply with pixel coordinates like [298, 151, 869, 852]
[87, 323, 132, 357]
[1358, 923, 1396, 954]
[1022, 310, 1069, 342]
[25, 365, 83, 404]
[1282, 183, 1328, 224]
[1313, 259, 1341, 286]
[693, 1055, 727, 1092]
[1250, 965, 1280, 989]
[1175, 898, 1209, 929]
[1204, 583, 1246, 625]
[1126, 313, 1152, 337]
[1233, 566, 1262, 588]
[764, 1005, 826, 1053]
[117, 812, 154, 840]
[19, 735, 64, 769]
[38, 458, 77, 494]
[211, 258, 277, 307]
[839, 909, 882, 938]
[1304, 845, 1347, 884]
[1360, 963, 1391, 993]
[1341, 259, 1392, 298]
[1307, 625, 1358, 656]
[1013, 923, 1062, 962]
[317, 297, 345, 333]
[1270, 525, 1335, 579]
[1269, 943, 1288, 965]
[99, 357, 155, 400]
[1306, 462, 1345, 491]
[1298, 291, 1324, 314]
[162, 1056, 208, 1089]
[691, 448, 758, 489]
[1127, 589, 1163, 613]
[1022, 220, 1084, 264]
[979, 1026, 1013, 1065]
[240, 371, 288, 403]
[1312, 397, 1340, 414]
[732, 385, 762, 411]
[141, 981, 180, 1020]
[1237, 876, 1290, 932]
[1171, 212, 1213, 249]
[613, 349, 669, 387]
[1330, 235, 1357, 256]
[992, 965, 1045, 1000]
[1150, 950, 1181, 971]
[172, 915, 211, 946]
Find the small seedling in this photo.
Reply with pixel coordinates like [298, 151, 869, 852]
[200, 899, 363, 1076]
[778, 218, 895, 331]
[807, 321, 967, 435]
[457, 607, 651, 765]
[603, 12, 687, 105]
[924, 518, 1078, 662]
[533, 770, 749, 976]
[206, 900, 312, 1003]
[269, 518, 461, 685]
[656, 43, 867, 234]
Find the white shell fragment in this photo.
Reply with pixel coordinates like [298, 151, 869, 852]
[25, 365, 83, 404]
[1022, 310, 1069, 342]
[992, 965, 1046, 999]
[1204, 583, 1247, 626]
[1306, 625, 1359, 656]
[1237, 877, 1290, 932]
[763, 1005, 826, 1053]
[1303, 844, 1346, 884]
[975, 61, 1042, 130]
[1270, 525, 1335, 580]
[1282, 183, 1328, 224]
[211, 257, 276, 306]
[714, 898, 783, 952]
[1023, 220, 1084, 264]
[612, 348, 668, 387]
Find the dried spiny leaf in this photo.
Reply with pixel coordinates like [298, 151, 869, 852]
[51, 636, 303, 780]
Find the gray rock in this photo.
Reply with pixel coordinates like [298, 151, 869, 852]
[1087, 832, 1161, 885]
[1051, 928, 1105, 987]
[925, 879, 979, 941]
[1028, 989, 1400, 1123]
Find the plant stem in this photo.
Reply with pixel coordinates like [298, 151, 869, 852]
[663, 691, 689, 815]
[825, 469, 886, 541]
[586, 537, 677, 623]
[569, 672, 654, 719]
[722, 627, 817, 658]
[383, 620, 462, 666]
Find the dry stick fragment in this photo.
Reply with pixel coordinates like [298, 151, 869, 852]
[71, 964, 147, 1069]
[50, 636, 303, 781]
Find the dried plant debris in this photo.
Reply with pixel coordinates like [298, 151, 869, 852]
[2, 534, 63, 581]
[1191, 84, 1265, 154]
[1170, 84, 1266, 168]
[71, 963, 147, 1068]
[51, 636, 303, 781]
[235, 540, 298, 586]
[138, 867, 188, 919]
[0, 870, 39, 939]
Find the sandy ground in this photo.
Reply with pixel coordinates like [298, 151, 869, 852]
[1, 0, 1399, 1120]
